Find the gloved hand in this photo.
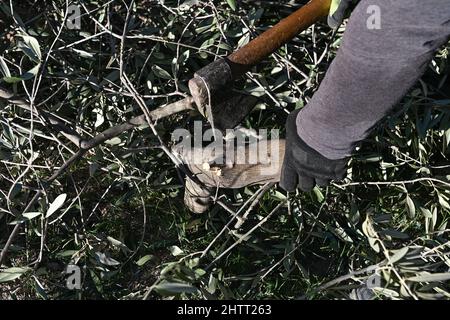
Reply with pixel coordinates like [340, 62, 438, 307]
[328, 0, 353, 29]
[280, 109, 348, 192]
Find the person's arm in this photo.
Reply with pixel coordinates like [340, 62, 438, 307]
[281, 0, 450, 192]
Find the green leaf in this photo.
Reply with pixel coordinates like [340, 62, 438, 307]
[23, 35, 41, 60]
[107, 236, 131, 252]
[368, 237, 380, 253]
[22, 212, 42, 220]
[312, 186, 325, 203]
[362, 215, 380, 253]
[217, 43, 232, 51]
[371, 287, 400, 298]
[237, 33, 250, 48]
[33, 277, 48, 299]
[3, 76, 22, 84]
[3, 64, 40, 83]
[405, 195, 415, 218]
[18, 35, 42, 62]
[438, 194, 450, 211]
[9, 211, 42, 225]
[170, 245, 184, 256]
[380, 229, 409, 240]
[89, 162, 99, 177]
[9, 182, 22, 199]
[388, 247, 409, 264]
[207, 274, 218, 294]
[105, 137, 122, 145]
[0, 56, 11, 77]
[136, 255, 154, 266]
[178, 0, 199, 10]
[152, 65, 172, 80]
[95, 252, 120, 266]
[420, 207, 432, 218]
[270, 190, 287, 201]
[56, 250, 78, 257]
[444, 128, 450, 147]
[195, 268, 206, 277]
[72, 48, 94, 59]
[407, 273, 450, 283]
[226, 0, 236, 11]
[0, 267, 31, 283]
[45, 193, 67, 218]
[153, 281, 198, 295]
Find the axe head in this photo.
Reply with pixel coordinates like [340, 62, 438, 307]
[188, 58, 258, 130]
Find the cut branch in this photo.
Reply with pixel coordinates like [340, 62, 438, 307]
[80, 96, 194, 149]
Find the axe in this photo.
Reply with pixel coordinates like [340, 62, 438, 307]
[175, 0, 332, 212]
[188, 0, 331, 129]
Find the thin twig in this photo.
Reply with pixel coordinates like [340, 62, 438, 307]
[205, 199, 287, 270]
[335, 177, 450, 189]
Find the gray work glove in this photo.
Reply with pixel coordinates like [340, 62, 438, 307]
[280, 109, 348, 192]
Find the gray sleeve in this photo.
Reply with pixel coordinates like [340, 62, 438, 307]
[296, 0, 450, 160]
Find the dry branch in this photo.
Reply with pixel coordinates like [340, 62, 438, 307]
[79, 97, 195, 149]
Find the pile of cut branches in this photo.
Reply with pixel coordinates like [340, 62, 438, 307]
[0, 0, 449, 300]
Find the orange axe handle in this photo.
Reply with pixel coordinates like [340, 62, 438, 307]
[227, 0, 331, 77]
[188, 0, 332, 129]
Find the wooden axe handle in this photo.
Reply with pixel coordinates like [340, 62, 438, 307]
[227, 0, 331, 77]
